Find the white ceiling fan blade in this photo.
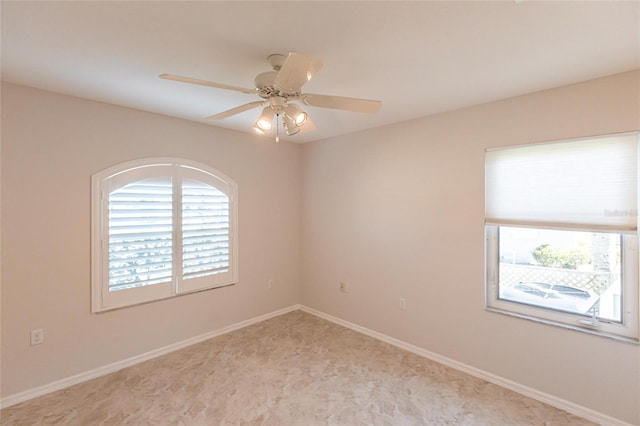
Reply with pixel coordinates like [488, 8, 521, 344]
[206, 101, 264, 120]
[273, 52, 323, 93]
[160, 74, 255, 94]
[300, 94, 382, 114]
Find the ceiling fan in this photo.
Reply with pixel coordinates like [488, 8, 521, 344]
[160, 52, 382, 141]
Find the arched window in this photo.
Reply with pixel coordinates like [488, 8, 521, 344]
[91, 158, 238, 312]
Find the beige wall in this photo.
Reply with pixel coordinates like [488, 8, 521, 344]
[301, 70, 640, 424]
[0, 83, 302, 397]
[2, 71, 640, 424]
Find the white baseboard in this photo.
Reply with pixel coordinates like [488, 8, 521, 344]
[299, 305, 633, 426]
[0, 304, 301, 410]
[2, 303, 633, 426]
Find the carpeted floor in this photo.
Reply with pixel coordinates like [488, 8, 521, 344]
[0, 310, 595, 425]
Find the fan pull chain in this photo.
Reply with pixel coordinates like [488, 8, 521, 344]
[275, 114, 280, 143]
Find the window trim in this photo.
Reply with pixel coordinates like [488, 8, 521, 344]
[91, 157, 238, 313]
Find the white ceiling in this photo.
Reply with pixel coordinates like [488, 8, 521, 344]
[2, 1, 639, 143]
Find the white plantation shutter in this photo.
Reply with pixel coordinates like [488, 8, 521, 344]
[485, 132, 639, 232]
[108, 178, 173, 291]
[182, 179, 230, 280]
[92, 159, 238, 312]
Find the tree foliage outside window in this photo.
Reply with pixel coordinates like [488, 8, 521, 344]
[531, 243, 590, 270]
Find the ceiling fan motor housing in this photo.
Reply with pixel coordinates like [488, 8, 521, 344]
[255, 70, 299, 99]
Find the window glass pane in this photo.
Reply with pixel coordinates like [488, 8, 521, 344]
[182, 179, 230, 280]
[498, 226, 622, 322]
[108, 177, 173, 291]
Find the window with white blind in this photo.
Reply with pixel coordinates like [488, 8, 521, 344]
[91, 158, 238, 312]
[485, 132, 639, 342]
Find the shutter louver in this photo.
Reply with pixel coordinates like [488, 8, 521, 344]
[182, 179, 230, 280]
[108, 178, 173, 291]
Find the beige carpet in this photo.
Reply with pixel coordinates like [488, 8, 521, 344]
[1, 310, 595, 425]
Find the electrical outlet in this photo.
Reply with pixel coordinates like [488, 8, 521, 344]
[339, 282, 347, 293]
[30, 329, 44, 346]
[400, 298, 407, 310]
[268, 279, 274, 289]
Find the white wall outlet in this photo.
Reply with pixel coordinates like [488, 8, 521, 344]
[400, 298, 407, 310]
[268, 279, 274, 289]
[339, 282, 348, 293]
[30, 328, 44, 345]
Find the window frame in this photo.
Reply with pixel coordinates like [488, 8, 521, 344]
[91, 158, 238, 313]
[485, 225, 639, 342]
[484, 132, 640, 343]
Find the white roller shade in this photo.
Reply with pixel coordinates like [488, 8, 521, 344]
[485, 132, 639, 232]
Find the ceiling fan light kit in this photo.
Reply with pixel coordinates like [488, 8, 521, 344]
[282, 115, 300, 136]
[252, 123, 266, 135]
[160, 52, 382, 141]
[285, 103, 307, 126]
[255, 106, 274, 132]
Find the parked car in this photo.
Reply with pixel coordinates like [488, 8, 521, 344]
[500, 281, 599, 315]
